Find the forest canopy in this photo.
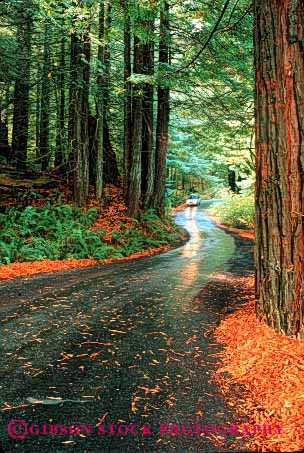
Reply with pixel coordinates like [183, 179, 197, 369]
[0, 0, 253, 214]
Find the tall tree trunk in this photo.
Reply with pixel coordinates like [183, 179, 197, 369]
[95, 0, 112, 201]
[103, 118, 119, 184]
[55, 35, 66, 170]
[228, 169, 238, 193]
[39, 19, 51, 170]
[67, 33, 77, 182]
[255, 0, 304, 337]
[12, 1, 32, 170]
[141, 19, 155, 207]
[35, 65, 41, 160]
[122, 0, 132, 198]
[69, 29, 91, 207]
[153, 1, 170, 215]
[128, 34, 143, 218]
[95, 0, 105, 201]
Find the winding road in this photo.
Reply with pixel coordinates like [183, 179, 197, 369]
[0, 203, 253, 452]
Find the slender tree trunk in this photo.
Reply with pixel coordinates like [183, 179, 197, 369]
[0, 84, 11, 162]
[67, 34, 77, 181]
[103, 118, 119, 184]
[95, 0, 105, 201]
[3, 83, 11, 127]
[128, 34, 143, 218]
[39, 19, 51, 170]
[69, 29, 91, 207]
[228, 169, 238, 193]
[12, 2, 32, 170]
[123, 0, 132, 198]
[55, 35, 66, 170]
[255, 0, 304, 337]
[35, 65, 41, 160]
[141, 19, 155, 207]
[153, 1, 170, 215]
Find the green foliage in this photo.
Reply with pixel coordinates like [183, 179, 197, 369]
[209, 194, 254, 230]
[110, 209, 183, 257]
[0, 204, 106, 264]
[0, 205, 184, 265]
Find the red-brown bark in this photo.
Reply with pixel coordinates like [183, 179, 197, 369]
[255, 0, 304, 336]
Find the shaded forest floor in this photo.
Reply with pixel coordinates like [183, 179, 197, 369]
[211, 228, 304, 452]
[0, 183, 187, 280]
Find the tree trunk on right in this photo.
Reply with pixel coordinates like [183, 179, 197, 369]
[255, 0, 304, 337]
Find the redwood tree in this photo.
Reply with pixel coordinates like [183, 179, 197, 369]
[122, 0, 132, 197]
[55, 34, 66, 170]
[68, 28, 91, 207]
[141, 17, 155, 207]
[39, 19, 51, 170]
[153, 0, 170, 215]
[127, 32, 143, 218]
[255, 0, 304, 337]
[12, 0, 33, 169]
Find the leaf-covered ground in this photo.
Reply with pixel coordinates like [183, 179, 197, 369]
[213, 232, 304, 452]
[0, 185, 186, 279]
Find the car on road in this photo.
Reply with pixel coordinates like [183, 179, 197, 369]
[186, 194, 201, 207]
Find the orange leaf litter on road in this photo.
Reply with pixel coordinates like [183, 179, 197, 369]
[0, 245, 172, 281]
[214, 275, 304, 452]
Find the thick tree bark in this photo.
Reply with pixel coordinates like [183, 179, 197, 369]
[12, 2, 32, 170]
[153, 1, 170, 215]
[141, 19, 155, 207]
[255, 0, 304, 337]
[39, 19, 51, 170]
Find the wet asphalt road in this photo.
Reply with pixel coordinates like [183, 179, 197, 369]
[0, 203, 251, 452]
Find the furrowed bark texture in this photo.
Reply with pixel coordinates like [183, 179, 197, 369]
[255, 0, 304, 337]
